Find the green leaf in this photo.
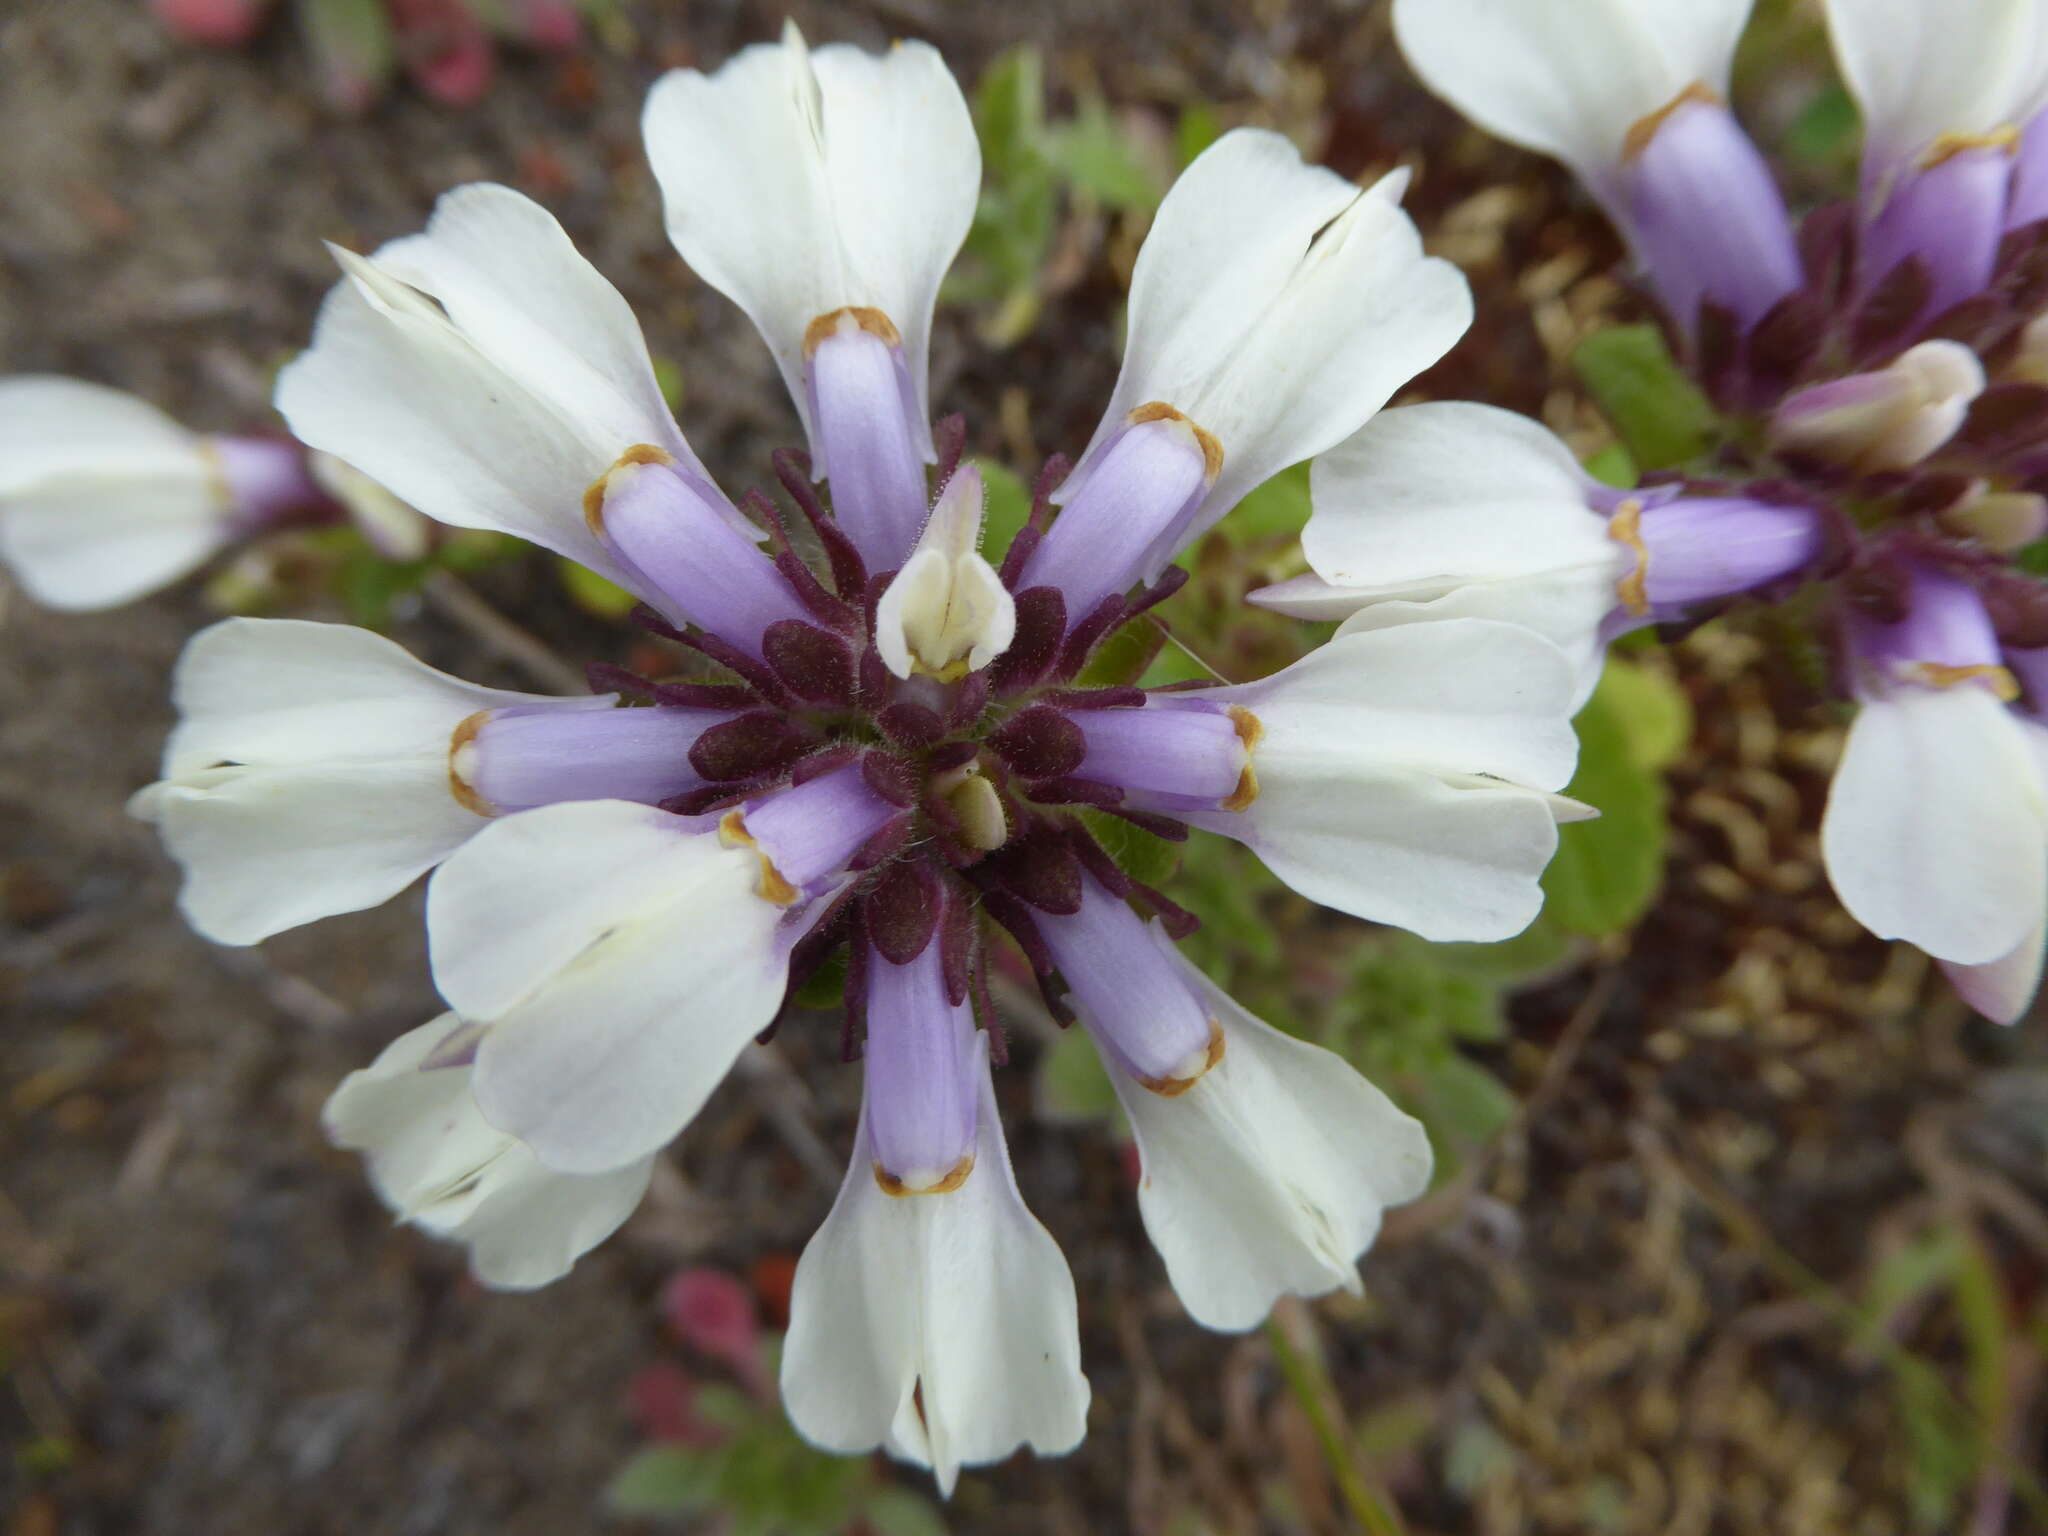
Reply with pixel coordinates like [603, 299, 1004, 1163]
[337, 548, 431, 628]
[1597, 655, 1693, 770]
[557, 557, 638, 620]
[861, 1486, 953, 1536]
[606, 1446, 725, 1516]
[1135, 631, 1219, 687]
[1076, 807, 1181, 888]
[1571, 324, 1718, 470]
[1411, 1053, 1518, 1155]
[1784, 81, 1861, 173]
[1040, 99, 1163, 212]
[1581, 442, 1638, 490]
[652, 355, 687, 413]
[790, 948, 848, 1011]
[1222, 461, 1312, 540]
[972, 47, 1046, 179]
[1073, 616, 1167, 687]
[298, 0, 396, 107]
[975, 457, 1033, 562]
[1175, 103, 1224, 169]
[1432, 916, 1575, 987]
[1034, 1026, 1122, 1126]
[2016, 535, 2048, 576]
[1541, 657, 1688, 936]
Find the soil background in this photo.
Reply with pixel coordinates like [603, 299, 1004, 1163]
[4, 1, 2046, 1533]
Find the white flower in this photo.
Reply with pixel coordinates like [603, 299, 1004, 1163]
[0, 377, 311, 611]
[1391, 0, 1800, 334]
[1183, 620, 1585, 943]
[1823, 0, 2048, 208]
[1020, 135, 1471, 616]
[132, 619, 603, 945]
[130, 618, 731, 946]
[1257, 403, 1625, 706]
[425, 798, 839, 1175]
[1392, 0, 1753, 204]
[275, 183, 763, 606]
[643, 20, 979, 568]
[1821, 565, 2048, 1023]
[1823, 686, 2047, 979]
[1259, 404, 1827, 715]
[324, 1014, 655, 1289]
[1093, 925, 1432, 1331]
[783, 941, 1087, 1492]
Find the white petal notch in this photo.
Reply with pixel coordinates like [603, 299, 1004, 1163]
[874, 464, 1016, 680]
[133, 618, 588, 946]
[782, 1035, 1089, 1495]
[428, 800, 806, 1175]
[1063, 131, 1472, 580]
[1393, 0, 1754, 196]
[324, 1014, 655, 1289]
[1185, 619, 1584, 943]
[1088, 928, 1433, 1333]
[276, 183, 751, 600]
[642, 21, 980, 460]
[0, 377, 233, 610]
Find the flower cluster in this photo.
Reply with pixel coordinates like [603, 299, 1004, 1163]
[133, 25, 1587, 1488]
[148, 0, 586, 110]
[1308, 0, 2048, 1022]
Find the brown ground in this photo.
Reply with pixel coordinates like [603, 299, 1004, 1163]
[3, 1, 2046, 1533]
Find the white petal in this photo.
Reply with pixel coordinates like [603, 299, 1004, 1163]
[782, 1038, 1088, 1494]
[872, 466, 1015, 678]
[1187, 762, 1564, 942]
[1821, 686, 2048, 964]
[276, 186, 730, 593]
[430, 801, 794, 1173]
[145, 761, 483, 945]
[1100, 933, 1431, 1332]
[1393, 0, 1752, 188]
[1, 472, 229, 611]
[1068, 135, 1470, 576]
[874, 547, 952, 678]
[1303, 404, 1614, 589]
[1331, 572, 1618, 713]
[0, 377, 226, 610]
[1216, 620, 1582, 791]
[0, 376, 201, 491]
[642, 25, 979, 456]
[1186, 621, 1579, 939]
[160, 618, 545, 778]
[325, 1014, 654, 1289]
[1824, 0, 2048, 194]
[1941, 920, 2044, 1025]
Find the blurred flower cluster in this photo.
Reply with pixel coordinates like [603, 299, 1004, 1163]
[1372, 0, 2048, 1024]
[147, 0, 596, 109]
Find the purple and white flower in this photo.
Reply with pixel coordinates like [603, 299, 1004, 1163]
[135, 24, 1587, 1489]
[0, 377, 330, 610]
[1825, 0, 2048, 317]
[1255, 403, 1828, 706]
[1821, 562, 2048, 1023]
[1392, 0, 1801, 337]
